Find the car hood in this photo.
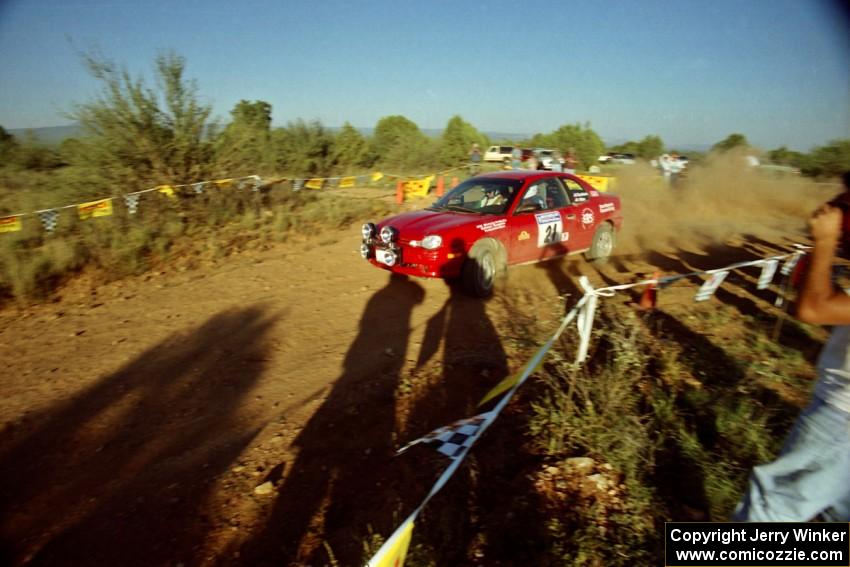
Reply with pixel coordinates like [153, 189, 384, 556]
[377, 209, 488, 239]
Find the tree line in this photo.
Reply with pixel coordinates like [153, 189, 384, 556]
[1, 51, 848, 199]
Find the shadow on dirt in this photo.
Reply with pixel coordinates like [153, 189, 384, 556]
[390, 279, 516, 564]
[0, 305, 280, 567]
[240, 273, 428, 566]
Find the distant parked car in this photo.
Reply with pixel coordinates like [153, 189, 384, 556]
[598, 152, 636, 165]
[610, 153, 636, 165]
[483, 145, 517, 164]
[533, 149, 565, 170]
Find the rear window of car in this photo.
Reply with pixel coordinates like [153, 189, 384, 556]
[499, 146, 514, 153]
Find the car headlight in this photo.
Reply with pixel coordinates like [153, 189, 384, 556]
[420, 235, 442, 250]
[362, 222, 376, 240]
[360, 242, 371, 259]
[382, 249, 398, 266]
[380, 226, 398, 244]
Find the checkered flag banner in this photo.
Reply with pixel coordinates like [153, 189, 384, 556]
[397, 411, 496, 459]
[293, 179, 304, 192]
[124, 193, 141, 215]
[37, 209, 59, 233]
[191, 182, 206, 194]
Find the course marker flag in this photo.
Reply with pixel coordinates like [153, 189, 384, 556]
[157, 185, 176, 198]
[781, 251, 803, 275]
[124, 193, 141, 214]
[403, 175, 434, 198]
[758, 259, 778, 289]
[339, 176, 356, 188]
[38, 209, 59, 233]
[305, 178, 324, 190]
[0, 215, 22, 233]
[576, 174, 615, 192]
[371, 171, 384, 182]
[77, 198, 113, 220]
[695, 271, 729, 301]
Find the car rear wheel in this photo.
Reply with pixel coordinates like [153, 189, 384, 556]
[586, 223, 614, 264]
[462, 238, 506, 298]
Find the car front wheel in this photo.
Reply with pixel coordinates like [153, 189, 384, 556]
[462, 238, 506, 298]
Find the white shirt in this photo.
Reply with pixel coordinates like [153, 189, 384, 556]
[815, 324, 850, 412]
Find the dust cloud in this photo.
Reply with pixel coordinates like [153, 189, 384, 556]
[611, 150, 841, 256]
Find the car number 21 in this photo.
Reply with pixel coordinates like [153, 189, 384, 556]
[535, 211, 563, 247]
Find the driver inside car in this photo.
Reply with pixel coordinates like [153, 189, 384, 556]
[481, 186, 506, 208]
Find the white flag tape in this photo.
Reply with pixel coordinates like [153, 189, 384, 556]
[758, 259, 778, 290]
[695, 271, 729, 302]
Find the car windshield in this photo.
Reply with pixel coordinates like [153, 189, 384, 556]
[430, 178, 522, 215]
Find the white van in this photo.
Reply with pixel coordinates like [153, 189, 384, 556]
[483, 145, 516, 163]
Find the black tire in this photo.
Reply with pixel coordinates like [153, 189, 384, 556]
[586, 223, 615, 264]
[462, 239, 506, 298]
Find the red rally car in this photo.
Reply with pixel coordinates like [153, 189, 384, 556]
[360, 170, 623, 297]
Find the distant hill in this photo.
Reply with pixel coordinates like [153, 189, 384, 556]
[8, 124, 83, 146]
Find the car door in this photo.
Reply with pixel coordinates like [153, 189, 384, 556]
[560, 176, 598, 251]
[508, 178, 577, 264]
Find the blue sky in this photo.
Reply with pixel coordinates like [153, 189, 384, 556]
[0, 0, 847, 151]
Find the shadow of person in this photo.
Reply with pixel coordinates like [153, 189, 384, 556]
[399, 279, 509, 564]
[0, 306, 280, 567]
[241, 273, 425, 566]
[409, 279, 508, 435]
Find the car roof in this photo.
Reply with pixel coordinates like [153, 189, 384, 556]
[472, 170, 570, 181]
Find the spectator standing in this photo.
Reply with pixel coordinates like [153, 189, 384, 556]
[511, 146, 522, 170]
[563, 148, 579, 174]
[468, 143, 482, 176]
[732, 171, 850, 522]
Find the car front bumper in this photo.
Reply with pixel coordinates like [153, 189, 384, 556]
[362, 239, 465, 279]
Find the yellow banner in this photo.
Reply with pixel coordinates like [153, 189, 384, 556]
[156, 185, 176, 198]
[576, 175, 616, 192]
[305, 178, 324, 190]
[214, 178, 233, 189]
[371, 171, 384, 182]
[77, 198, 114, 220]
[339, 176, 356, 188]
[366, 517, 414, 567]
[0, 215, 22, 233]
[403, 175, 434, 198]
